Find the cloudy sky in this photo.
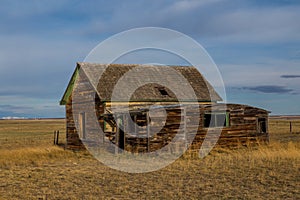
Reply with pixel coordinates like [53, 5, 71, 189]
[0, 0, 300, 118]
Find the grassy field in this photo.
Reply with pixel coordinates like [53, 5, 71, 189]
[0, 118, 299, 199]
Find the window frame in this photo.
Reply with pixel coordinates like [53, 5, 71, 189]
[203, 112, 230, 128]
[258, 118, 267, 133]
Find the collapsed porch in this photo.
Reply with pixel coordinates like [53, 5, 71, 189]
[99, 104, 269, 153]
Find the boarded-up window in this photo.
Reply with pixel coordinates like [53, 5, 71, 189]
[204, 113, 229, 128]
[79, 112, 86, 139]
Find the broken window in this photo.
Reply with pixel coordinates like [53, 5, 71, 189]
[204, 113, 229, 128]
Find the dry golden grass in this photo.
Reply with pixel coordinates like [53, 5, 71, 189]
[0, 118, 299, 199]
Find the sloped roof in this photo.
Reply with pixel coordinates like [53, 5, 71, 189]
[60, 62, 222, 105]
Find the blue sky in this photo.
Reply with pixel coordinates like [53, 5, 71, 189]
[0, 0, 300, 118]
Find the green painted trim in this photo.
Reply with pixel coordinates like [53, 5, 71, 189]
[226, 112, 230, 127]
[59, 65, 80, 105]
[103, 119, 107, 131]
[203, 112, 230, 128]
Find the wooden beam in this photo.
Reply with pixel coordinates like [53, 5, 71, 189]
[146, 112, 150, 152]
[183, 107, 187, 149]
[115, 115, 119, 154]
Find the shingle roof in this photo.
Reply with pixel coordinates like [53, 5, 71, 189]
[60, 62, 222, 105]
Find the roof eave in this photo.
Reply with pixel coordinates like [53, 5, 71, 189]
[103, 99, 219, 103]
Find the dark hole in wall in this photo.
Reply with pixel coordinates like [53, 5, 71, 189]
[157, 87, 169, 96]
[258, 118, 267, 133]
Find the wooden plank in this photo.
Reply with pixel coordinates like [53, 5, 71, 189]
[146, 111, 150, 152]
[115, 116, 119, 154]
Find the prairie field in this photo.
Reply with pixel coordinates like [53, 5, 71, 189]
[0, 118, 299, 199]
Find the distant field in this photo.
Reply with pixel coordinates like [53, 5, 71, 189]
[0, 118, 299, 199]
[0, 119, 65, 149]
[269, 117, 300, 144]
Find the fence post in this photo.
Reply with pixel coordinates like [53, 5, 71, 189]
[290, 121, 292, 134]
[56, 130, 59, 145]
[53, 131, 57, 145]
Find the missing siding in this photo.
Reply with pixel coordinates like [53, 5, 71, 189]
[157, 87, 169, 96]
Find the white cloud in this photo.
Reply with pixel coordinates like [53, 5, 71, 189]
[166, 0, 223, 13]
[81, 1, 300, 44]
[0, 0, 71, 18]
[0, 0, 299, 116]
[211, 6, 300, 43]
[0, 95, 64, 118]
[220, 59, 300, 94]
[2, 1, 300, 44]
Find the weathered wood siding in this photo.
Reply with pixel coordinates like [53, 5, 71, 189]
[191, 104, 269, 150]
[102, 103, 269, 153]
[64, 69, 269, 152]
[65, 69, 105, 150]
[65, 97, 82, 149]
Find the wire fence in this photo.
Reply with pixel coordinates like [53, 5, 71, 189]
[0, 118, 298, 150]
[0, 133, 66, 149]
[269, 119, 300, 134]
[0, 119, 66, 149]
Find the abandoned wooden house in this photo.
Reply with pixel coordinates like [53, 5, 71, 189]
[60, 62, 269, 152]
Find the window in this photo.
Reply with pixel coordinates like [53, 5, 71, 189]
[103, 119, 114, 132]
[204, 113, 229, 128]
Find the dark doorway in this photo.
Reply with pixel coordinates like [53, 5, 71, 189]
[118, 128, 125, 150]
[258, 118, 267, 133]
